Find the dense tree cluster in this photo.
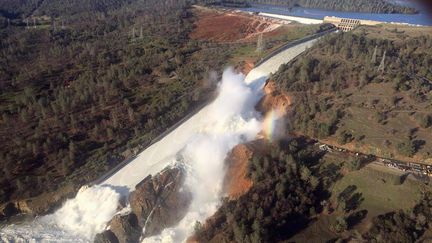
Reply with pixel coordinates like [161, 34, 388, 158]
[274, 32, 432, 93]
[0, 0, 139, 19]
[0, 0, 233, 205]
[364, 192, 432, 242]
[0, 0, 41, 18]
[195, 140, 325, 242]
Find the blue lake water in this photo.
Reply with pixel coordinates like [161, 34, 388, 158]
[237, 2, 432, 26]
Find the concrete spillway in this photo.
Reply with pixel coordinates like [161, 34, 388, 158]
[101, 38, 319, 191]
[0, 37, 320, 243]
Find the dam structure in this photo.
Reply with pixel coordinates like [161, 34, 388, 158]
[254, 13, 383, 31]
[324, 16, 383, 31]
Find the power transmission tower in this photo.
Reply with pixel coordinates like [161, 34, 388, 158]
[256, 33, 264, 53]
[378, 50, 386, 72]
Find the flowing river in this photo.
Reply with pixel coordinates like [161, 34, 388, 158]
[0, 36, 321, 243]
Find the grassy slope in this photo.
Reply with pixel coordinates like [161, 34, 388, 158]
[290, 146, 429, 242]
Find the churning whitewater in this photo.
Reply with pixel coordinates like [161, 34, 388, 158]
[0, 37, 319, 243]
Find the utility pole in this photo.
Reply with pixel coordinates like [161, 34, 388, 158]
[378, 50, 386, 72]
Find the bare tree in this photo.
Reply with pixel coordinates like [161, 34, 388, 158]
[371, 45, 377, 64]
[378, 50, 386, 72]
[131, 27, 136, 40]
[256, 33, 264, 53]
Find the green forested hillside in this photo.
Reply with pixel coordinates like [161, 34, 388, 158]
[0, 0, 135, 18]
[194, 138, 432, 242]
[0, 0, 234, 207]
[195, 140, 323, 242]
[0, 0, 41, 18]
[272, 27, 432, 161]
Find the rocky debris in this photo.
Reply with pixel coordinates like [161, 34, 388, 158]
[96, 166, 191, 243]
[109, 213, 141, 243]
[130, 166, 191, 237]
[94, 230, 119, 243]
[0, 202, 19, 220]
[0, 184, 76, 222]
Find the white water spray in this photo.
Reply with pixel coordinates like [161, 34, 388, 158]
[143, 69, 264, 242]
[0, 186, 120, 242]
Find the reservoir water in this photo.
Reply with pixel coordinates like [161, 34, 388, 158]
[236, 2, 432, 26]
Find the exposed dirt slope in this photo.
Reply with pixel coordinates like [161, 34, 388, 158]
[257, 80, 292, 113]
[190, 7, 284, 43]
[223, 144, 253, 200]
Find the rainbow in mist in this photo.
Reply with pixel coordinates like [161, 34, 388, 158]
[262, 109, 283, 142]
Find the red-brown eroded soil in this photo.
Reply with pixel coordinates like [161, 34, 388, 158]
[241, 58, 255, 74]
[190, 7, 282, 43]
[223, 144, 253, 200]
[255, 80, 293, 140]
[257, 80, 292, 113]
[222, 140, 271, 200]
